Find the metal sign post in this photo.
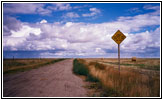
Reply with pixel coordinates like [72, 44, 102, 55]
[118, 44, 120, 72]
[112, 30, 126, 73]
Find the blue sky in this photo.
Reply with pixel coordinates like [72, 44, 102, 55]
[3, 2, 160, 58]
[5, 3, 159, 23]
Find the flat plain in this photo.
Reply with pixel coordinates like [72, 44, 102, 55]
[3, 58, 160, 97]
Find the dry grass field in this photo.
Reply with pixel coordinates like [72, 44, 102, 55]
[74, 58, 160, 97]
[3, 58, 65, 74]
[4, 58, 160, 97]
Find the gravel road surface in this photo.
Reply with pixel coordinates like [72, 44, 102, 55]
[3, 59, 87, 97]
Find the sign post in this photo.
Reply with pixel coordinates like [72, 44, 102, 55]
[118, 44, 120, 72]
[112, 30, 126, 73]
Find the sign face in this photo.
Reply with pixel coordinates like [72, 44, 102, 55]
[112, 30, 126, 44]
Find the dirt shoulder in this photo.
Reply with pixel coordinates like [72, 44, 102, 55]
[3, 59, 87, 97]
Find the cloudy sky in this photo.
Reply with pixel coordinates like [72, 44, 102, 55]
[3, 2, 160, 58]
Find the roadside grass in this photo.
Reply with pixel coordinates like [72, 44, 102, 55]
[3, 58, 66, 74]
[4, 61, 27, 67]
[74, 59, 160, 97]
[73, 59, 99, 82]
[73, 59, 88, 76]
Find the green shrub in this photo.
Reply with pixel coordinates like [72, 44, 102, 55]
[73, 59, 89, 76]
[73, 59, 100, 83]
[86, 74, 99, 82]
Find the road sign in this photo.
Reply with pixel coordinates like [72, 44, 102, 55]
[112, 30, 126, 44]
[111, 30, 126, 74]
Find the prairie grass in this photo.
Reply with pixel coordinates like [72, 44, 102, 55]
[79, 59, 160, 97]
[73, 59, 99, 82]
[3, 58, 65, 74]
[103, 61, 160, 71]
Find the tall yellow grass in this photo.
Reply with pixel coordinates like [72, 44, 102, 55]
[81, 60, 160, 97]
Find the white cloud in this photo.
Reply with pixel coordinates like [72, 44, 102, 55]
[127, 7, 142, 14]
[63, 12, 80, 18]
[73, 4, 91, 9]
[90, 8, 100, 13]
[116, 13, 160, 32]
[143, 5, 160, 10]
[11, 25, 41, 37]
[3, 3, 73, 16]
[3, 7, 160, 57]
[56, 3, 72, 10]
[3, 3, 52, 15]
[143, 5, 160, 16]
[48, 3, 72, 11]
[40, 19, 47, 24]
[3, 16, 22, 36]
[82, 7, 101, 17]
[37, 7, 52, 15]
[3, 37, 26, 50]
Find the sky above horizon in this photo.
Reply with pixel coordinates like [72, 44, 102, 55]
[3, 2, 160, 58]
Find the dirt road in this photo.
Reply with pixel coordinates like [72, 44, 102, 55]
[3, 59, 87, 97]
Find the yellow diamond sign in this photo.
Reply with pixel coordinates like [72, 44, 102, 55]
[112, 30, 126, 44]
